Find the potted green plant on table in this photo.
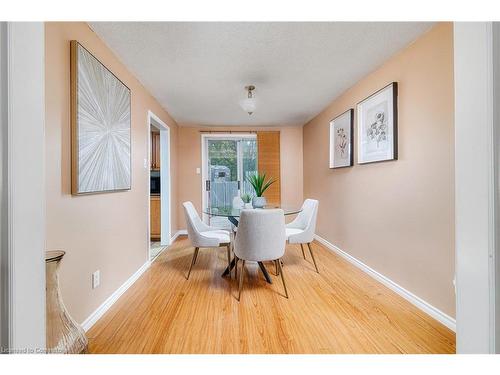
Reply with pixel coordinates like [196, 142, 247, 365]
[247, 173, 276, 208]
[241, 193, 253, 209]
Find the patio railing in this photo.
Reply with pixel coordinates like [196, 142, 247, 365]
[210, 181, 254, 208]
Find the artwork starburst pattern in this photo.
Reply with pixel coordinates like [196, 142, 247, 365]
[72, 42, 131, 194]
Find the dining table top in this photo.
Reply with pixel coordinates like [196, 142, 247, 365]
[203, 205, 302, 218]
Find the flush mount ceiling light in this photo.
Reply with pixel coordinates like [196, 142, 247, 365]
[239, 85, 256, 115]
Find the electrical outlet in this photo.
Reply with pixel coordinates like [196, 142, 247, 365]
[196, 167, 201, 175]
[92, 270, 100, 289]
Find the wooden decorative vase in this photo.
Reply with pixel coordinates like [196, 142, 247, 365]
[45, 251, 88, 354]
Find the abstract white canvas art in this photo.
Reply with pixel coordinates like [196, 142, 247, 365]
[357, 82, 398, 164]
[71, 41, 131, 194]
[329, 109, 353, 168]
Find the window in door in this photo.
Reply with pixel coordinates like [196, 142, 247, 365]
[203, 135, 258, 224]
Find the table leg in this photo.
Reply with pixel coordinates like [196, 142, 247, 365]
[228, 216, 239, 227]
[258, 262, 273, 284]
[221, 215, 238, 277]
[222, 258, 236, 277]
[221, 215, 273, 284]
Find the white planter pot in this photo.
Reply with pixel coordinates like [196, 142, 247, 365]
[252, 196, 267, 208]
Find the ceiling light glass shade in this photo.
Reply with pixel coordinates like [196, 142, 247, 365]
[239, 97, 257, 115]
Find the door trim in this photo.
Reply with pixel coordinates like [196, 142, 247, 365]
[147, 111, 171, 254]
[1, 22, 46, 353]
[200, 133, 256, 222]
[454, 22, 497, 353]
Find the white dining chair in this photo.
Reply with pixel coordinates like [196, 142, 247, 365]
[233, 209, 288, 300]
[183, 201, 232, 280]
[285, 199, 320, 273]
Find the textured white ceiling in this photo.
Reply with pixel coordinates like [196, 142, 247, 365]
[89, 22, 433, 127]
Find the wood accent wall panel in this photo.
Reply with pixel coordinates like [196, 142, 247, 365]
[257, 131, 281, 206]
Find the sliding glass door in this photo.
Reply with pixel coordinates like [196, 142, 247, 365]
[203, 135, 257, 225]
[240, 137, 258, 197]
[207, 138, 239, 211]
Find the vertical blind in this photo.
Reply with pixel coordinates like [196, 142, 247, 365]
[257, 131, 281, 206]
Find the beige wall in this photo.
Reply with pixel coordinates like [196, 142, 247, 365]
[177, 126, 303, 229]
[45, 22, 180, 323]
[303, 23, 455, 317]
[44, 21, 453, 323]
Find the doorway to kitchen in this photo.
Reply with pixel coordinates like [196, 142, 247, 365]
[201, 134, 257, 228]
[148, 111, 171, 261]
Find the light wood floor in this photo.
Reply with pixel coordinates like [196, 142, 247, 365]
[87, 236, 455, 354]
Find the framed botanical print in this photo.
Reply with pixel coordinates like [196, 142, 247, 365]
[329, 109, 354, 168]
[70, 40, 131, 195]
[357, 82, 398, 164]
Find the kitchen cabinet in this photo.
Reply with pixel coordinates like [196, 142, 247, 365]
[151, 131, 161, 170]
[150, 195, 161, 240]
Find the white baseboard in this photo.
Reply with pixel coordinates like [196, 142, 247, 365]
[81, 232, 455, 333]
[314, 234, 456, 332]
[81, 230, 187, 331]
[81, 260, 151, 332]
[177, 229, 187, 235]
[167, 230, 185, 246]
[151, 230, 186, 262]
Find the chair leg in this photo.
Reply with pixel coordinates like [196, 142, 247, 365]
[274, 260, 279, 276]
[277, 258, 288, 299]
[238, 260, 245, 301]
[187, 247, 199, 280]
[300, 243, 306, 259]
[226, 245, 232, 279]
[307, 242, 319, 273]
[193, 247, 199, 265]
[234, 255, 239, 280]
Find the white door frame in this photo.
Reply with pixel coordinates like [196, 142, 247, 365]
[200, 133, 256, 222]
[0, 22, 46, 353]
[147, 111, 171, 252]
[494, 22, 500, 354]
[454, 21, 498, 353]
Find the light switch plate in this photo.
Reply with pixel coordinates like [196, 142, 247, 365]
[92, 270, 100, 289]
[196, 167, 201, 174]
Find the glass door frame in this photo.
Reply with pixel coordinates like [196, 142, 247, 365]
[201, 133, 257, 223]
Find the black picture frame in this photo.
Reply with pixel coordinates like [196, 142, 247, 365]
[329, 108, 354, 169]
[356, 82, 398, 164]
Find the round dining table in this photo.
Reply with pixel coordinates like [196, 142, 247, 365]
[203, 205, 302, 283]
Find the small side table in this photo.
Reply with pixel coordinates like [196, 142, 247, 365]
[45, 250, 88, 354]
